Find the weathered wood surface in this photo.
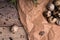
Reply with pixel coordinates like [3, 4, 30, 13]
[0, 27, 27, 40]
[0, 2, 21, 27]
[0, 1, 27, 40]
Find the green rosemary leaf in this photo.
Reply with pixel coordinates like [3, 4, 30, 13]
[10, 0, 16, 6]
[33, 0, 38, 7]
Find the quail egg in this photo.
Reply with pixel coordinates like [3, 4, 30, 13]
[55, 0, 60, 10]
[47, 3, 55, 11]
[48, 16, 57, 23]
[46, 11, 52, 17]
[56, 19, 60, 25]
[11, 25, 19, 33]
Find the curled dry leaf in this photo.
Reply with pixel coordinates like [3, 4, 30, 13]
[17, 0, 59, 40]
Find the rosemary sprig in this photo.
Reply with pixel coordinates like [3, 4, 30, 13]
[9, 0, 16, 6]
[33, 0, 38, 7]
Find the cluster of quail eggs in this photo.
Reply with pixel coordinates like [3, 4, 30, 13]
[44, 0, 60, 25]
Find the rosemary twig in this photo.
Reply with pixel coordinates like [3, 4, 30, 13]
[33, 0, 38, 7]
[9, 0, 17, 6]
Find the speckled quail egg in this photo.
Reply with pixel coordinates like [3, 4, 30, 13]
[55, 0, 60, 6]
[47, 3, 55, 11]
[53, 11, 58, 15]
[53, 11, 60, 18]
[11, 25, 19, 33]
[48, 16, 57, 23]
[58, 13, 60, 17]
[54, 0, 60, 10]
[46, 11, 52, 17]
[56, 19, 60, 25]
